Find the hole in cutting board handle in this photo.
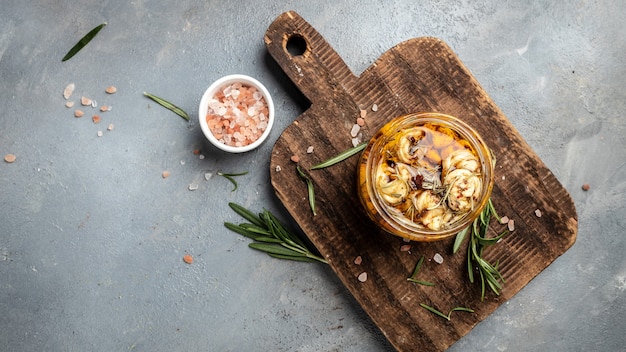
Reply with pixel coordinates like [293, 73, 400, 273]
[286, 34, 307, 56]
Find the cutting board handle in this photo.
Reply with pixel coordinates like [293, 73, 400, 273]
[265, 11, 358, 106]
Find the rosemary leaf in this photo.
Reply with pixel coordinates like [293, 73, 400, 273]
[476, 230, 508, 246]
[228, 202, 265, 228]
[450, 307, 475, 314]
[487, 198, 501, 222]
[310, 143, 367, 170]
[407, 256, 435, 286]
[420, 304, 450, 320]
[467, 239, 475, 283]
[248, 242, 306, 257]
[268, 253, 319, 263]
[420, 303, 474, 321]
[409, 255, 425, 279]
[455, 196, 508, 301]
[218, 171, 248, 192]
[239, 223, 271, 236]
[62, 22, 107, 62]
[252, 236, 285, 244]
[143, 92, 190, 121]
[226, 203, 327, 264]
[224, 222, 260, 240]
[453, 227, 469, 254]
[296, 166, 316, 216]
[265, 211, 308, 249]
[407, 278, 436, 286]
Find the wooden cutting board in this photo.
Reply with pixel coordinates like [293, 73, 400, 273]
[264, 11, 577, 352]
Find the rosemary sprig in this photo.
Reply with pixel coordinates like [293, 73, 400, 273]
[420, 303, 474, 321]
[143, 92, 190, 121]
[407, 255, 435, 286]
[296, 166, 316, 216]
[217, 171, 248, 192]
[62, 22, 107, 61]
[454, 198, 508, 301]
[225, 203, 327, 264]
[310, 143, 367, 170]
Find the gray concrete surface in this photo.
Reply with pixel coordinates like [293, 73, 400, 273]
[1, 1, 624, 351]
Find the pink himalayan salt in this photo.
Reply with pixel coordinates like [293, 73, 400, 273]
[205, 82, 269, 147]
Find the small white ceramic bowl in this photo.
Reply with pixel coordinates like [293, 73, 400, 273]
[199, 74, 274, 153]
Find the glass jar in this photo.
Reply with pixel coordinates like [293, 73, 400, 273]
[357, 112, 494, 242]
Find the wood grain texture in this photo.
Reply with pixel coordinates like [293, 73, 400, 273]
[264, 11, 577, 352]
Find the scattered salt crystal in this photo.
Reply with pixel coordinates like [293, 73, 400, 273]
[350, 124, 361, 137]
[180, 160, 186, 165]
[204, 172, 214, 180]
[400, 244, 411, 252]
[433, 253, 444, 264]
[188, 183, 199, 191]
[499, 216, 509, 224]
[97, 131, 103, 137]
[74, 110, 84, 118]
[351, 138, 361, 147]
[507, 219, 515, 231]
[306, 146, 314, 154]
[371, 103, 378, 112]
[357, 272, 368, 282]
[65, 101, 74, 108]
[354, 256, 362, 265]
[63, 83, 75, 100]
[275, 165, 282, 172]
[4, 154, 16, 163]
[356, 117, 365, 127]
[360, 109, 367, 118]
[535, 209, 542, 217]
[403, 238, 411, 243]
[107, 124, 114, 131]
[81, 97, 92, 106]
[91, 100, 97, 108]
[105, 86, 117, 94]
[199, 154, 205, 160]
[162, 171, 170, 178]
[290, 155, 300, 163]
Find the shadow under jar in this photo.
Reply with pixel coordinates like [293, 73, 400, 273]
[357, 112, 494, 242]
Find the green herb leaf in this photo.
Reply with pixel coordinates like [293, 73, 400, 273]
[455, 194, 508, 300]
[420, 303, 474, 321]
[143, 92, 190, 121]
[248, 242, 306, 257]
[267, 253, 319, 263]
[407, 256, 435, 286]
[453, 226, 469, 254]
[228, 202, 265, 228]
[225, 203, 327, 264]
[62, 22, 107, 62]
[218, 171, 248, 192]
[407, 278, 436, 286]
[224, 222, 260, 240]
[296, 166, 316, 216]
[310, 143, 367, 170]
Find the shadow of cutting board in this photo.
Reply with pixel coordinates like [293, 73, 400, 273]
[264, 11, 577, 352]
